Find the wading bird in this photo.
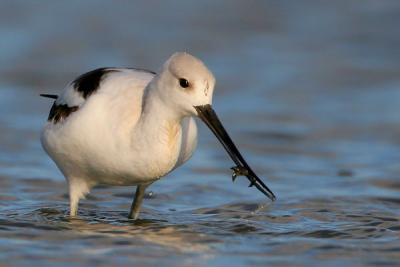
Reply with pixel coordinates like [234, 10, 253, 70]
[41, 52, 275, 219]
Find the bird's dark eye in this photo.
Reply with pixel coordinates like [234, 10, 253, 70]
[179, 78, 189, 88]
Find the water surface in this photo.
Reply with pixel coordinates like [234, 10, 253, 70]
[0, 1, 399, 266]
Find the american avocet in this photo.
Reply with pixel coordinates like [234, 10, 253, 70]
[40, 52, 275, 219]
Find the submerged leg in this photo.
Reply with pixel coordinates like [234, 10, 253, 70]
[68, 178, 91, 217]
[128, 183, 150, 220]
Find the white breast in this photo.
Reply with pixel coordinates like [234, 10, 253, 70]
[41, 68, 197, 186]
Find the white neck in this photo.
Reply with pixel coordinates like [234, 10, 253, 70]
[130, 85, 184, 177]
[138, 85, 183, 133]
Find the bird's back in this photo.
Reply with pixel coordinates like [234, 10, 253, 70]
[41, 68, 156, 182]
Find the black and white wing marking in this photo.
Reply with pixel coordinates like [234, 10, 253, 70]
[72, 68, 117, 99]
[47, 103, 79, 123]
[42, 68, 115, 124]
[42, 67, 156, 124]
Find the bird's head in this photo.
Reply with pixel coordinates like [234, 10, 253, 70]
[150, 52, 275, 200]
[153, 52, 216, 116]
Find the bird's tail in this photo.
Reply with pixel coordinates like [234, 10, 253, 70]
[40, 94, 58, 99]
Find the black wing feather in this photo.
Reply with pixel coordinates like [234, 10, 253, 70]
[40, 94, 58, 99]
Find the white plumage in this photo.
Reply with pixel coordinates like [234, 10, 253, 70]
[41, 52, 275, 219]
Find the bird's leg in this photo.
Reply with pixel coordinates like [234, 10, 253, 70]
[128, 183, 150, 220]
[68, 178, 91, 217]
[69, 195, 79, 217]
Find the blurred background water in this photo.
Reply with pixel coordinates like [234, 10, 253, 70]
[0, 1, 400, 266]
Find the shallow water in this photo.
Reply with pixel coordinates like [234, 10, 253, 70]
[1, 1, 400, 266]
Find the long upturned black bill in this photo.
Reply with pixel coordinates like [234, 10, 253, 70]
[194, 104, 276, 201]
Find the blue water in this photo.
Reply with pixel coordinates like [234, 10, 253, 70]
[0, 1, 400, 266]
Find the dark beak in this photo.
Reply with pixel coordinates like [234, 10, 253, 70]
[194, 104, 276, 201]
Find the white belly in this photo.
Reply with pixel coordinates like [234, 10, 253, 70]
[41, 110, 198, 186]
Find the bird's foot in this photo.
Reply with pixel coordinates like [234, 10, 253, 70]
[231, 166, 249, 182]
